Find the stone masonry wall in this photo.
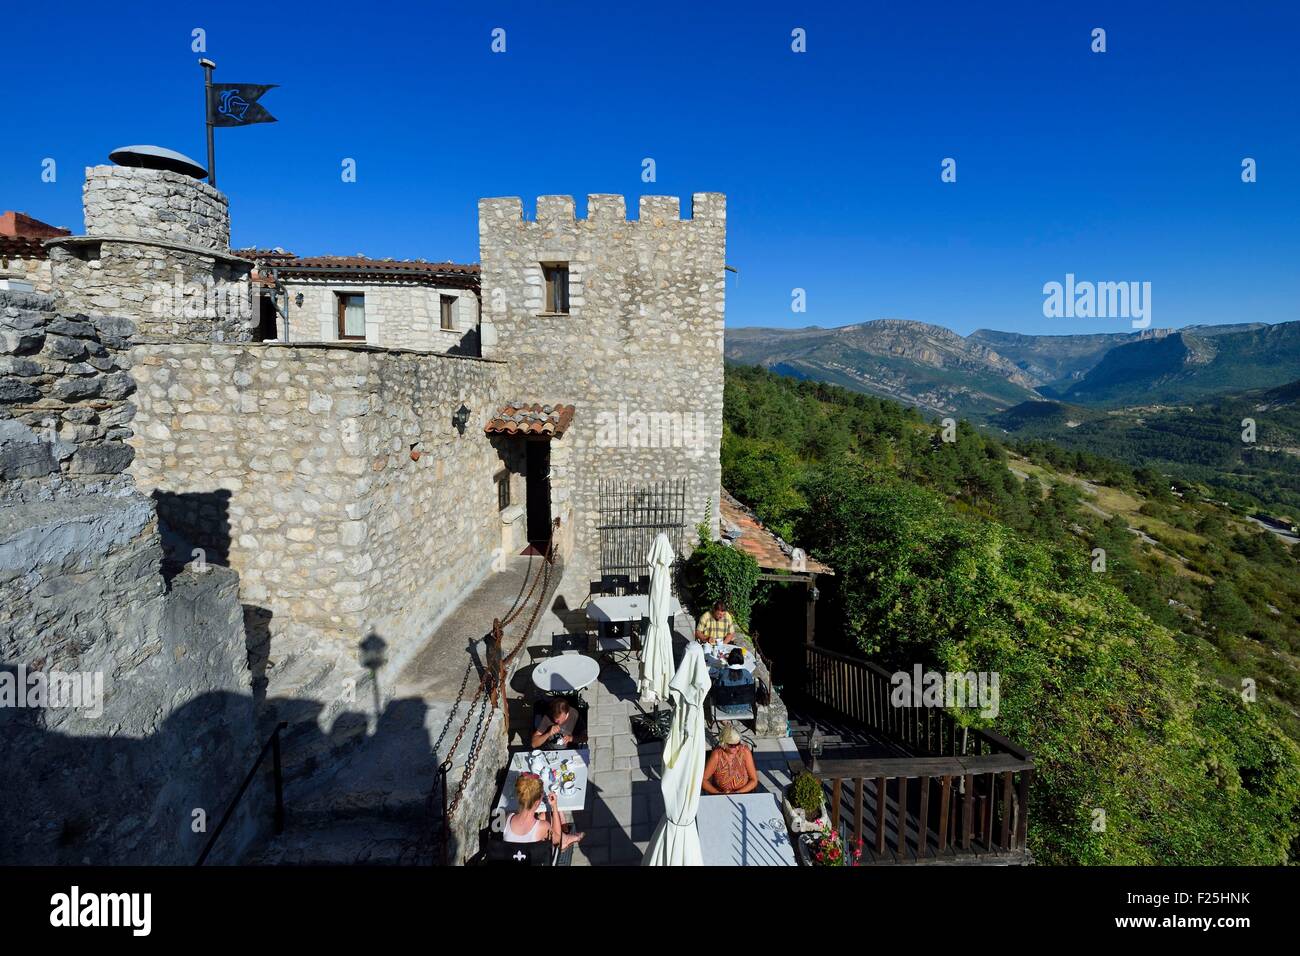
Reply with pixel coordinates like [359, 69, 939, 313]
[281, 278, 478, 353]
[479, 194, 726, 598]
[0, 288, 259, 865]
[128, 342, 509, 678]
[1, 256, 54, 293]
[49, 242, 254, 344]
[47, 165, 253, 345]
[0, 290, 137, 486]
[83, 165, 230, 249]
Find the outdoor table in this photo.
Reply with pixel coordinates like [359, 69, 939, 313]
[704, 644, 758, 676]
[696, 792, 796, 866]
[532, 654, 600, 694]
[586, 593, 682, 625]
[495, 748, 590, 814]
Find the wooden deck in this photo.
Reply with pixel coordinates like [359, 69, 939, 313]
[786, 648, 1034, 866]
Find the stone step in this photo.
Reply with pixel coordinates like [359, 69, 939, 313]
[243, 820, 427, 866]
[284, 784, 433, 828]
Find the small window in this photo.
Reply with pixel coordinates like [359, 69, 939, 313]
[336, 293, 365, 340]
[496, 471, 511, 511]
[440, 294, 457, 331]
[542, 263, 569, 314]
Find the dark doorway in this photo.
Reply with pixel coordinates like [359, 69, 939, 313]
[255, 293, 279, 341]
[525, 440, 552, 547]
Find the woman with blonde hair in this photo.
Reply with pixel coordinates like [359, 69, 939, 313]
[700, 724, 758, 795]
[502, 772, 585, 849]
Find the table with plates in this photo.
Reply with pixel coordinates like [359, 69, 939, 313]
[496, 748, 590, 814]
[703, 642, 757, 678]
[696, 792, 796, 866]
[531, 654, 600, 694]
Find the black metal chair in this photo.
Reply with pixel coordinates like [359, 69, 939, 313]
[600, 574, 630, 595]
[595, 619, 639, 677]
[483, 837, 573, 866]
[550, 632, 590, 656]
[709, 679, 759, 730]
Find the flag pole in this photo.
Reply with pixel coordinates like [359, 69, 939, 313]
[199, 58, 217, 187]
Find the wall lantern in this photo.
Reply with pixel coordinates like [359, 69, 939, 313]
[294, 292, 304, 307]
[808, 584, 820, 602]
[452, 403, 471, 436]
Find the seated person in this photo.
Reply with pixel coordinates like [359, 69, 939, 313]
[502, 773, 585, 850]
[701, 725, 759, 795]
[694, 599, 737, 647]
[530, 697, 578, 750]
[720, 648, 754, 687]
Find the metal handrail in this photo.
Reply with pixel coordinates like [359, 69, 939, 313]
[195, 720, 288, 866]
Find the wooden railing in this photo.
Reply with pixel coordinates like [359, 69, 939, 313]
[803, 644, 1032, 861]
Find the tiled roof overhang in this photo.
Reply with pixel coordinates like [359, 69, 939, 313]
[720, 488, 834, 575]
[0, 236, 49, 259]
[485, 403, 575, 438]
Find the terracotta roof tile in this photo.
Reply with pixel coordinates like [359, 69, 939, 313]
[278, 255, 478, 276]
[0, 236, 50, 259]
[485, 403, 575, 438]
[720, 488, 833, 575]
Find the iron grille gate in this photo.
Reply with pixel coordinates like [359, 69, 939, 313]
[596, 479, 688, 582]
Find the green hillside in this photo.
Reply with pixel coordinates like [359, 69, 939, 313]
[723, 362, 1300, 865]
[991, 381, 1300, 515]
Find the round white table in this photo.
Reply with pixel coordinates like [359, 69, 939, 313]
[532, 654, 600, 693]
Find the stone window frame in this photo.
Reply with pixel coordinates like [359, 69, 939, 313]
[335, 291, 366, 341]
[440, 293, 457, 331]
[540, 262, 569, 315]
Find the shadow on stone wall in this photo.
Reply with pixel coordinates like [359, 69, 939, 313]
[153, 488, 232, 572]
[0, 677, 448, 866]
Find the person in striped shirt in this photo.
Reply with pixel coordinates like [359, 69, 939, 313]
[694, 599, 737, 646]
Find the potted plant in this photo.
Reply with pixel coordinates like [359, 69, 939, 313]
[782, 769, 829, 834]
[798, 818, 862, 867]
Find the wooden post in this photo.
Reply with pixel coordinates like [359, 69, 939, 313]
[937, 775, 951, 852]
[874, 776, 887, 854]
[805, 575, 817, 645]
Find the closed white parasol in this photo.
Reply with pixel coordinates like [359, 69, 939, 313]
[638, 532, 676, 704]
[642, 641, 712, 866]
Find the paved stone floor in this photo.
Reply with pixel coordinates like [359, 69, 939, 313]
[510, 592, 800, 866]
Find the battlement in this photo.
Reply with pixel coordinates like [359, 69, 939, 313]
[478, 193, 725, 227]
[83, 164, 231, 251]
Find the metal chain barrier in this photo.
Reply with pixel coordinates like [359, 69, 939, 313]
[428, 527, 560, 863]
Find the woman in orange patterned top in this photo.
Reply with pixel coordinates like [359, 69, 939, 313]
[700, 724, 758, 795]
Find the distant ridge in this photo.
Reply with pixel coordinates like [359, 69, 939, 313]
[725, 318, 1298, 419]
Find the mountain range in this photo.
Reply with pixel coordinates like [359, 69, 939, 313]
[725, 319, 1300, 417]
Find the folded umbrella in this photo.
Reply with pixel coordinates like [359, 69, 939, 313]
[642, 641, 712, 866]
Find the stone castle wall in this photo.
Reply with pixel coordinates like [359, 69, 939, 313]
[0, 290, 137, 486]
[48, 165, 253, 345]
[0, 288, 259, 865]
[128, 342, 510, 675]
[479, 193, 726, 596]
[83, 165, 230, 249]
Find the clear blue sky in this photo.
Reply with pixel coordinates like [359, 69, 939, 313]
[4, 1, 1297, 336]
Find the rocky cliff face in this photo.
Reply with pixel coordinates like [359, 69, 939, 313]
[0, 289, 262, 865]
